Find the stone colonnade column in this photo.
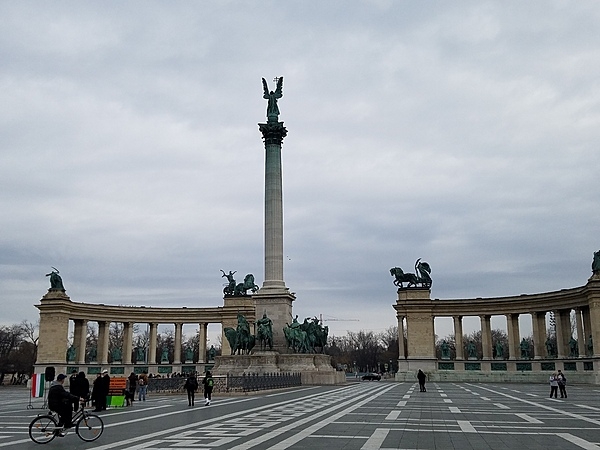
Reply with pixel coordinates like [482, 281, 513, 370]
[554, 309, 569, 358]
[98, 321, 110, 364]
[453, 316, 463, 360]
[582, 307, 593, 356]
[480, 315, 492, 360]
[174, 323, 183, 364]
[506, 313, 520, 359]
[532, 312, 546, 359]
[397, 315, 405, 359]
[198, 323, 207, 363]
[575, 308, 585, 357]
[587, 279, 600, 357]
[149, 323, 158, 365]
[73, 319, 87, 364]
[123, 322, 133, 364]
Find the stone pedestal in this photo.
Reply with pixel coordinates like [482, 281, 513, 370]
[212, 352, 344, 385]
[252, 291, 295, 353]
[36, 290, 72, 365]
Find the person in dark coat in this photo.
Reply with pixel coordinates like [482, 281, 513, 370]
[48, 374, 84, 432]
[91, 374, 101, 408]
[417, 369, 427, 392]
[202, 371, 214, 406]
[557, 370, 568, 398]
[93, 370, 110, 411]
[68, 370, 79, 412]
[70, 372, 90, 411]
[184, 373, 199, 406]
[126, 372, 137, 406]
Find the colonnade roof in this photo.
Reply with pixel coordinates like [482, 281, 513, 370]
[36, 295, 256, 324]
[394, 283, 595, 317]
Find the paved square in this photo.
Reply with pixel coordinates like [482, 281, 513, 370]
[2, 380, 600, 449]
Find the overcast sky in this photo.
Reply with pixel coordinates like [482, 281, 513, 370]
[1, 1, 599, 343]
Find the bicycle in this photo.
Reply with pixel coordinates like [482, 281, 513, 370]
[28, 401, 104, 444]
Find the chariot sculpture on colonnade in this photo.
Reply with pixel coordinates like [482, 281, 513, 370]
[390, 258, 432, 289]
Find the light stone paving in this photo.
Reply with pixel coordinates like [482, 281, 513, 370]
[3, 381, 600, 449]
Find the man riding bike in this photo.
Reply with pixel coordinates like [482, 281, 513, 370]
[47, 374, 85, 435]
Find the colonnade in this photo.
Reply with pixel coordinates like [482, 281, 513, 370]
[70, 319, 211, 365]
[35, 290, 255, 375]
[394, 276, 600, 380]
[397, 308, 592, 362]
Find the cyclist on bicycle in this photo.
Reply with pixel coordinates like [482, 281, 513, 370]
[48, 374, 85, 434]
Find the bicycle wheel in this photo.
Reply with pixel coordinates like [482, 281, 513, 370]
[29, 415, 59, 444]
[76, 413, 104, 442]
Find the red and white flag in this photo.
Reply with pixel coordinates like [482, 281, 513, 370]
[31, 373, 45, 398]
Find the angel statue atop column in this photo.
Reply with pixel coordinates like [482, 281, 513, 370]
[262, 77, 283, 122]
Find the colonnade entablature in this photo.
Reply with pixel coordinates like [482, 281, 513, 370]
[394, 277, 600, 382]
[34, 289, 256, 375]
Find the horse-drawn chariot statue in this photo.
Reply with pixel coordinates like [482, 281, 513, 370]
[390, 258, 432, 289]
[221, 270, 260, 296]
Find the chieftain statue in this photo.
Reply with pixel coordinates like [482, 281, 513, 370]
[390, 258, 432, 289]
[46, 267, 65, 291]
[224, 313, 256, 355]
[283, 316, 329, 354]
[256, 313, 274, 351]
[593, 250, 600, 276]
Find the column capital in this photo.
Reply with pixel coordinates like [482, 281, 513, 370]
[259, 121, 287, 146]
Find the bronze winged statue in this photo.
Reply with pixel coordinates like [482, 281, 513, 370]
[262, 76, 283, 122]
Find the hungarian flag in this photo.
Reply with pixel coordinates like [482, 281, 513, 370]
[31, 373, 45, 398]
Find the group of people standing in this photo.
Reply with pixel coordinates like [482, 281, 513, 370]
[124, 371, 148, 406]
[184, 371, 214, 406]
[549, 370, 568, 398]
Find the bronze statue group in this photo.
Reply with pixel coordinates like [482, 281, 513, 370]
[223, 312, 328, 356]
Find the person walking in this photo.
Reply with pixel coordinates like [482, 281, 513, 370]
[202, 371, 214, 406]
[91, 374, 101, 410]
[138, 372, 148, 401]
[549, 372, 559, 398]
[417, 369, 427, 392]
[184, 373, 199, 406]
[68, 370, 79, 412]
[126, 372, 137, 405]
[557, 370, 567, 398]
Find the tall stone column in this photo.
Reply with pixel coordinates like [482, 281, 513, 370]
[506, 313, 520, 360]
[174, 323, 183, 364]
[73, 319, 87, 365]
[123, 322, 133, 364]
[453, 316, 464, 360]
[397, 315, 405, 359]
[98, 321, 110, 365]
[198, 323, 207, 363]
[582, 306, 593, 356]
[254, 117, 295, 352]
[480, 315, 492, 360]
[149, 323, 158, 365]
[575, 308, 585, 357]
[554, 309, 569, 359]
[532, 312, 546, 359]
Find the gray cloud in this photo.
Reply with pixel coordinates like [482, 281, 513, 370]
[1, 1, 599, 340]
